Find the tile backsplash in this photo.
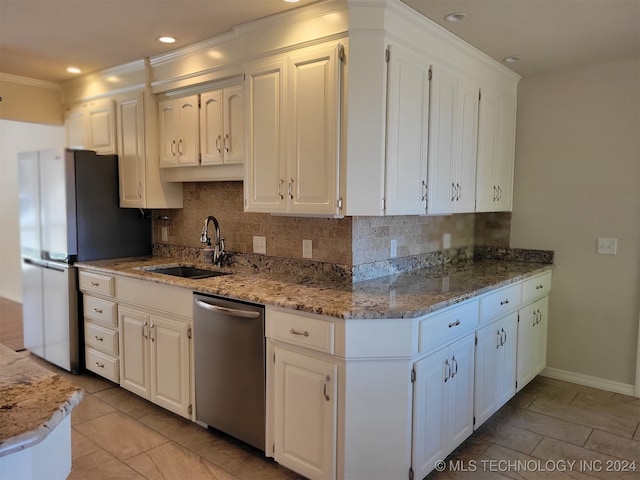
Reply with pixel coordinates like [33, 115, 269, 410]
[152, 182, 512, 279]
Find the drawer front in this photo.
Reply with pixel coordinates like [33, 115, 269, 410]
[84, 296, 117, 327]
[79, 271, 114, 297]
[419, 299, 479, 353]
[85, 347, 119, 383]
[267, 308, 335, 354]
[522, 272, 552, 303]
[479, 283, 522, 323]
[85, 322, 118, 356]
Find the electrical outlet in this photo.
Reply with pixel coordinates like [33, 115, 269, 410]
[390, 239, 397, 258]
[597, 237, 617, 255]
[253, 236, 266, 254]
[161, 226, 168, 242]
[302, 239, 313, 259]
[443, 233, 451, 249]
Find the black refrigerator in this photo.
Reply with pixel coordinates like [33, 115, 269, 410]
[18, 148, 151, 372]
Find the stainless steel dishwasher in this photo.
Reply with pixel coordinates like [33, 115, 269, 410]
[193, 293, 265, 451]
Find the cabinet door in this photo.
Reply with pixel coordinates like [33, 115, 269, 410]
[117, 94, 145, 208]
[427, 64, 457, 214]
[474, 321, 500, 428]
[87, 99, 117, 154]
[385, 45, 430, 215]
[200, 90, 224, 165]
[176, 95, 200, 166]
[476, 89, 516, 212]
[159, 99, 178, 167]
[245, 58, 287, 213]
[446, 334, 475, 450]
[119, 306, 150, 399]
[223, 85, 244, 164]
[149, 315, 191, 418]
[65, 107, 88, 149]
[517, 298, 548, 392]
[453, 77, 479, 213]
[286, 43, 341, 216]
[496, 312, 518, 408]
[273, 346, 337, 480]
[412, 348, 448, 480]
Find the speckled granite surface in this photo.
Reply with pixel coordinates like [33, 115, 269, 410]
[0, 344, 83, 457]
[76, 255, 552, 319]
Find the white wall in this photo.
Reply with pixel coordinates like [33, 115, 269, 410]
[0, 120, 65, 302]
[511, 58, 640, 387]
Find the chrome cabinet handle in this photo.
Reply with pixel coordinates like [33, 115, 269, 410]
[501, 328, 507, 346]
[451, 355, 458, 378]
[170, 140, 176, 156]
[137, 182, 142, 199]
[497, 185, 502, 201]
[323, 375, 331, 401]
[493, 185, 497, 202]
[278, 179, 284, 200]
[448, 319, 461, 328]
[178, 139, 184, 156]
[536, 284, 544, 290]
[194, 300, 261, 318]
[288, 178, 294, 200]
[536, 309, 542, 325]
[500, 299, 510, 306]
[451, 182, 456, 201]
[456, 183, 461, 201]
[93, 308, 103, 314]
[497, 330, 502, 349]
[93, 335, 104, 342]
[289, 328, 309, 337]
[142, 321, 148, 340]
[95, 362, 104, 369]
[150, 324, 155, 342]
[215, 135, 222, 153]
[224, 133, 230, 152]
[444, 359, 451, 382]
[90, 281, 100, 287]
[421, 180, 427, 202]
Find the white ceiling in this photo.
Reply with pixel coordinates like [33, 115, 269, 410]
[0, 0, 638, 84]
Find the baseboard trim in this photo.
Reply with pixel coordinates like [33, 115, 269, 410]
[541, 367, 636, 397]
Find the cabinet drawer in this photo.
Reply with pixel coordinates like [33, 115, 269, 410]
[479, 284, 521, 323]
[267, 309, 335, 354]
[419, 299, 478, 353]
[85, 347, 119, 383]
[85, 322, 118, 356]
[79, 271, 114, 297]
[522, 272, 552, 303]
[84, 296, 117, 327]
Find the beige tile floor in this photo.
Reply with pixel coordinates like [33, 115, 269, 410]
[30, 354, 640, 480]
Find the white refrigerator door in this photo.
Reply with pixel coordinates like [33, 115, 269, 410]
[22, 261, 44, 358]
[18, 151, 42, 259]
[39, 149, 74, 261]
[42, 265, 74, 371]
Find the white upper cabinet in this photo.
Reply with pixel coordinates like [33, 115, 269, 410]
[159, 94, 199, 167]
[65, 99, 116, 154]
[200, 85, 244, 166]
[476, 88, 517, 212]
[245, 42, 344, 216]
[427, 64, 479, 215]
[385, 45, 431, 215]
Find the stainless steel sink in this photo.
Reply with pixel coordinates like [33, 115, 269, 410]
[148, 266, 230, 279]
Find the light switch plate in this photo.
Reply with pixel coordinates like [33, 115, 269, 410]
[597, 237, 617, 255]
[443, 233, 451, 249]
[253, 236, 266, 254]
[390, 239, 397, 258]
[161, 226, 168, 242]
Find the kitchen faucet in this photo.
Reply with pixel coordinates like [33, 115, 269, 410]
[200, 215, 225, 265]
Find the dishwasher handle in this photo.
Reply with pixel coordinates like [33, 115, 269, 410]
[195, 299, 261, 318]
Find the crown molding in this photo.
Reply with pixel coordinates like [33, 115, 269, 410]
[0, 72, 61, 90]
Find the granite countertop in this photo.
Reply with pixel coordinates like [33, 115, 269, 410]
[0, 344, 83, 457]
[76, 256, 552, 319]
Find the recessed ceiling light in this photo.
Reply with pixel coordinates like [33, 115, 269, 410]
[66, 66, 81, 74]
[444, 12, 468, 22]
[157, 36, 176, 44]
[503, 55, 523, 63]
[283, 0, 300, 3]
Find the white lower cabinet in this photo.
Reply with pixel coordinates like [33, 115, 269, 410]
[412, 333, 475, 480]
[119, 305, 191, 418]
[271, 343, 337, 480]
[516, 296, 549, 391]
[474, 312, 517, 428]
